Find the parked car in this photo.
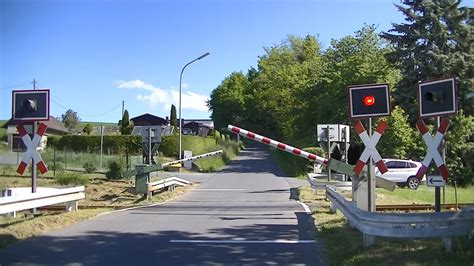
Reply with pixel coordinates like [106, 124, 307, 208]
[376, 159, 425, 189]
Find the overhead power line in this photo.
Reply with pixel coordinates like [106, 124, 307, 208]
[51, 98, 122, 117]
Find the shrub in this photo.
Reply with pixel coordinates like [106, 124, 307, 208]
[55, 171, 88, 185]
[106, 160, 124, 180]
[83, 161, 97, 173]
[51, 162, 65, 171]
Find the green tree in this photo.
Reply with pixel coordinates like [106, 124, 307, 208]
[381, 0, 473, 119]
[82, 123, 93, 135]
[247, 35, 323, 140]
[442, 111, 473, 186]
[318, 26, 401, 126]
[61, 109, 80, 132]
[377, 106, 417, 159]
[118, 109, 133, 135]
[207, 72, 248, 130]
[170, 104, 177, 131]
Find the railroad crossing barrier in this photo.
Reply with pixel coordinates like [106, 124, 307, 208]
[123, 150, 223, 194]
[228, 124, 396, 191]
[325, 185, 474, 252]
[0, 186, 85, 217]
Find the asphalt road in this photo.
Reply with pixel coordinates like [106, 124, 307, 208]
[0, 144, 326, 265]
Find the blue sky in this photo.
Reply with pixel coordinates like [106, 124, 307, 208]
[1, 0, 472, 123]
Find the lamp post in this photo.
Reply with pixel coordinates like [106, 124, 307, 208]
[179, 52, 210, 159]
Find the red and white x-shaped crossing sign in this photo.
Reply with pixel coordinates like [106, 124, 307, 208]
[416, 119, 449, 180]
[16, 123, 48, 175]
[353, 120, 388, 175]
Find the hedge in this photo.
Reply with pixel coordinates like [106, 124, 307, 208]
[48, 135, 142, 154]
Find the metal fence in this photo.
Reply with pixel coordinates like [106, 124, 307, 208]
[325, 185, 474, 252]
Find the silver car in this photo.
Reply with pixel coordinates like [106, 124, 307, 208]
[376, 159, 425, 189]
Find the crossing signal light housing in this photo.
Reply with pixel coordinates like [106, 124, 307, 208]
[363, 95, 375, 106]
[418, 77, 456, 118]
[348, 84, 391, 119]
[12, 90, 50, 121]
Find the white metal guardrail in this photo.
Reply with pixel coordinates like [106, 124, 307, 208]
[146, 177, 191, 198]
[0, 186, 85, 216]
[325, 185, 474, 252]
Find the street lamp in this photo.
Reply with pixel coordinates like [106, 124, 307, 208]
[179, 52, 210, 159]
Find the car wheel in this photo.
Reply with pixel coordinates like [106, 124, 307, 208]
[407, 177, 420, 190]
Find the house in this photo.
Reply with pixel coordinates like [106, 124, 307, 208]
[182, 119, 214, 137]
[130, 113, 168, 126]
[2, 116, 69, 151]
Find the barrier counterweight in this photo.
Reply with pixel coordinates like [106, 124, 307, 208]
[227, 125, 328, 166]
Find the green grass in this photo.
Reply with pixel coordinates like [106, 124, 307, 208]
[377, 185, 474, 204]
[296, 186, 474, 265]
[180, 135, 240, 172]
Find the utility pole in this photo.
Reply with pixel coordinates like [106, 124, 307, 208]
[32, 79, 37, 90]
[122, 100, 125, 119]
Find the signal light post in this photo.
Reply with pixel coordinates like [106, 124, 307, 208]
[348, 83, 391, 213]
[418, 77, 457, 212]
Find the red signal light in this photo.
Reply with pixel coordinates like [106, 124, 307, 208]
[363, 95, 375, 107]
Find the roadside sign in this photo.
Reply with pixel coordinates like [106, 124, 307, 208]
[426, 175, 446, 187]
[17, 123, 48, 175]
[416, 118, 449, 180]
[352, 119, 388, 175]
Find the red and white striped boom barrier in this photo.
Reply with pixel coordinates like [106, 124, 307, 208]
[17, 123, 48, 175]
[416, 119, 449, 179]
[227, 125, 328, 166]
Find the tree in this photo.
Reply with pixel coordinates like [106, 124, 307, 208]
[118, 109, 133, 135]
[207, 72, 248, 130]
[377, 106, 417, 159]
[170, 104, 177, 131]
[82, 123, 93, 135]
[381, 0, 473, 119]
[381, 1, 473, 186]
[61, 109, 80, 132]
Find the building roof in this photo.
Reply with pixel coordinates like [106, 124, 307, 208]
[2, 116, 69, 135]
[182, 119, 214, 129]
[130, 113, 167, 126]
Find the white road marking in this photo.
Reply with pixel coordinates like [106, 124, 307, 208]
[195, 188, 246, 191]
[170, 239, 316, 244]
[297, 201, 312, 214]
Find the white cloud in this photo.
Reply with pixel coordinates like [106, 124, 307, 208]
[116, 80, 209, 112]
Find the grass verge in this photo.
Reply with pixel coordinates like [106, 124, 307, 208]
[297, 186, 474, 265]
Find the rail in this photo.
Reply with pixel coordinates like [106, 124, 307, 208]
[325, 185, 474, 252]
[0, 186, 85, 217]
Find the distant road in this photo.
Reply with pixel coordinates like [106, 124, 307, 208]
[0, 144, 326, 265]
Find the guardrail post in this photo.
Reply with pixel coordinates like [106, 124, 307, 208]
[363, 234, 376, 247]
[65, 201, 78, 212]
[442, 237, 452, 253]
[329, 202, 337, 214]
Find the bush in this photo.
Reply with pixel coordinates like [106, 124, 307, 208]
[51, 162, 65, 171]
[106, 160, 124, 180]
[83, 161, 97, 173]
[160, 135, 179, 157]
[55, 171, 88, 185]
